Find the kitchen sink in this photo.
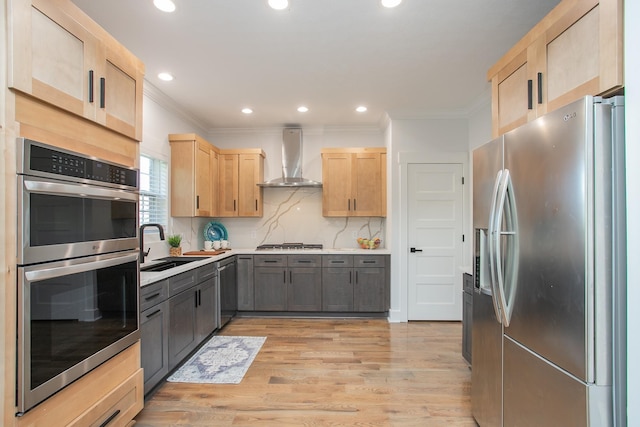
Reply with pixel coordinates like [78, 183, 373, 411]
[140, 257, 204, 272]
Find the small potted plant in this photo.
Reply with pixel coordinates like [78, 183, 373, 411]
[167, 234, 182, 257]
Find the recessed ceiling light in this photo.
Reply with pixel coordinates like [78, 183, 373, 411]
[356, 106, 368, 113]
[153, 0, 176, 13]
[157, 72, 174, 81]
[297, 106, 309, 113]
[268, 0, 289, 10]
[381, 0, 402, 8]
[242, 108, 253, 114]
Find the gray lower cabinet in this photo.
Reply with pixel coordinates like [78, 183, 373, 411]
[141, 262, 220, 394]
[237, 255, 254, 310]
[168, 270, 218, 370]
[254, 265, 287, 311]
[244, 253, 389, 314]
[140, 280, 169, 395]
[323, 255, 389, 312]
[322, 256, 354, 311]
[253, 255, 322, 311]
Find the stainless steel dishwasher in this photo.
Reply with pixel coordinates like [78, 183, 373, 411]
[217, 256, 237, 328]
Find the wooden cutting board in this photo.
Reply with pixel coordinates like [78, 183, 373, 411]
[183, 249, 230, 256]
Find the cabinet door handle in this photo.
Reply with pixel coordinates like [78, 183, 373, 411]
[198, 289, 202, 306]
[349, 270, 352, 284]
[195, 291, 198, 307]
[255, 199, 258, 211]
[410, 247, 423, 253]
[348, 199, 351, 211]
[196, 195, 200, 209]
[537, 72, 543, 104]
[354, 199, 357, 211]
[355, 271, 358, 283]
[527, 79, 533, 110]
[144, 292, 161, 301]
[283, 270, 286, 283]
[88, 70, 94, 103]
[289, 270, 292, 283]
[145, 309, 161, 319]
[100, 77, 106, 109]
[234, 199, 237, 211]
[99, 410, 121, 427]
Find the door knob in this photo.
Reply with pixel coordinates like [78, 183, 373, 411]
[410, 247, 423, 253]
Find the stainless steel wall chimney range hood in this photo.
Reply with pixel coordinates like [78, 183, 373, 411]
[258, 128, 322, 188]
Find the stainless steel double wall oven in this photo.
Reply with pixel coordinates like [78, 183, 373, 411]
[16, 138, 140, 414]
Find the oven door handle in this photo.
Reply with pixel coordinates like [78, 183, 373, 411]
[23, 179, 139, 202]
[25, 253, 139, 282]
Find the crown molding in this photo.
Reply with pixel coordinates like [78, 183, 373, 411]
[143, 80, 209, 132]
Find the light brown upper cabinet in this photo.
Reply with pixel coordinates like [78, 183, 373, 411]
[8, 0, 144, 141]
[321, 148, 387, 217]
[169, 134, 218, 217]
[218, 150, 265, 217]
[488, 0, 623, 137]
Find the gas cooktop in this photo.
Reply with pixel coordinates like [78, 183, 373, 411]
[255, 243, 323, 250]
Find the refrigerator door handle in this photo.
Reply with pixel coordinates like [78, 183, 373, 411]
[491, 169, 519, 327]
[487, 169, 504, 323]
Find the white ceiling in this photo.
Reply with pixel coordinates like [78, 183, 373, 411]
[71, 0, 560, 131]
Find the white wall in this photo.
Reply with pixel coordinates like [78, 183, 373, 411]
[139, 83, 208, 260]
[388, 117, 470, 322]
[625, 0, 639, 424]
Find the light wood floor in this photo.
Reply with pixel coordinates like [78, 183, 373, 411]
[134, 318, 476, 426]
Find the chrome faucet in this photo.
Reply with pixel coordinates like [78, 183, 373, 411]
[140, 223, 165, 263]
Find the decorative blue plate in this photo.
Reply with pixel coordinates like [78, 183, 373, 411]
[204, 221, 228, 242]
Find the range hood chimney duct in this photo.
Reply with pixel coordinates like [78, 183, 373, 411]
[258, 128, 322, 187]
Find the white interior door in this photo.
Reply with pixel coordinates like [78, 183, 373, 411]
[408, 163, 464, 320]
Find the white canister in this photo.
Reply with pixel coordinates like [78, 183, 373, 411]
[213, 240, 221, 250]
[221, 240, 229, 249]
[204, 240, 213, 250]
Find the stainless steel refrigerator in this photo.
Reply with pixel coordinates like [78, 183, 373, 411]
[471, 96, 626, 426]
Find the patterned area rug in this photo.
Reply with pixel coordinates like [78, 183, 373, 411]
[167, 336, 266, 384]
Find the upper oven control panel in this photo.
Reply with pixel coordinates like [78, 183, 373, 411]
[17, 138, 139, 190]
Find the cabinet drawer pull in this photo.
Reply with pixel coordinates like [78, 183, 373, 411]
[537, 72, 543, 104]
[100, 77, 106, 109]
[297, 260, 312, 264]
[144, 292, 161, 301]
[362, 260, 376, 264]
[264, 260, 279, 263]
[331, 260, 345, 264]
[88, 70, 94, 103]
[145, 309, 161, 319]
[99, 409, 120, 427]
[527, 79, 533, 110]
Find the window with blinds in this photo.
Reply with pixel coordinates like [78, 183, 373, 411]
[139, 154, 168, 229]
